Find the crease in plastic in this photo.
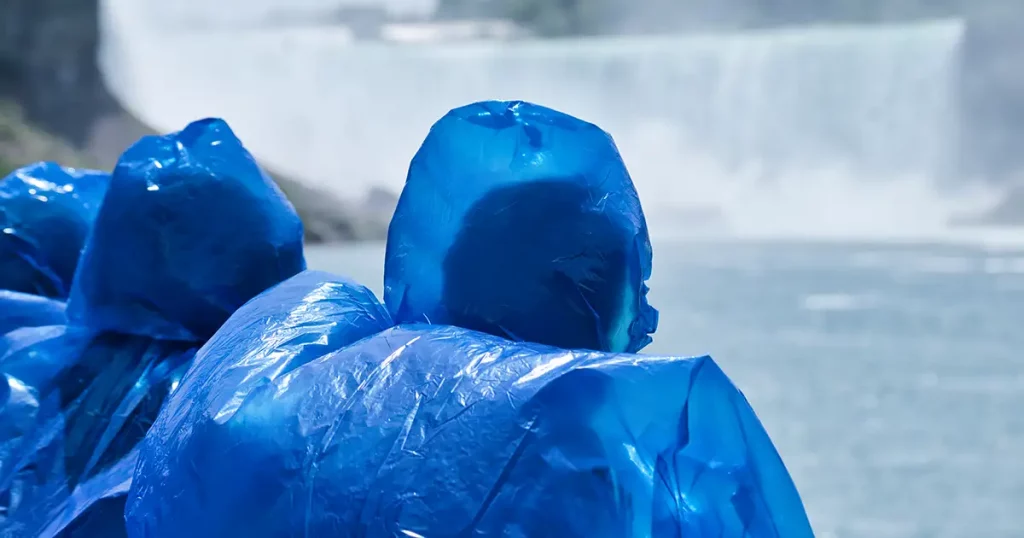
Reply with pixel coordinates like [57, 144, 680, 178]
[0, 291, 66, 336]
[127, 269, 395, 536]
[126, 325, 813, 538]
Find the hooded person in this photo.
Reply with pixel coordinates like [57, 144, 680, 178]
[126, 101, 812, 537]
[386, 101, 658, 354]
[0, 118, 305, 537]
[0, 163, 110, 334]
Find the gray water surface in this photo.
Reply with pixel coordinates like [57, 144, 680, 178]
[307, 240, 1024, 538]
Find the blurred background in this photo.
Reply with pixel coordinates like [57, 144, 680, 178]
[2, 0, 1023, 536]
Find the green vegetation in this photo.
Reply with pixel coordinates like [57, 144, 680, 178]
[0, 99, 98, 177]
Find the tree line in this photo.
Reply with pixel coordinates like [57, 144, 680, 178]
[437, 0, 1021, 36]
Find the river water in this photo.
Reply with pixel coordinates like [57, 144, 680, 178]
[308, 239, 1024, 538]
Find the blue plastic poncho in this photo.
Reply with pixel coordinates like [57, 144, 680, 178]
[125, 269, 394, 536]
[0, 118, 306, 537]
[123, 102, 809, 537]
[68, 118, 306, 342]
[126, 325, 813, 538]
[384, 101, 658, 353]
[0, 291, 66, 337]
[0, 162, 109, 299]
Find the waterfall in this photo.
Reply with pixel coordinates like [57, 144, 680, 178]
[100, 1, 993, 240]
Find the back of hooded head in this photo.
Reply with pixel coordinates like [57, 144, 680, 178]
[67, 118, 306, 342]
[385, 100, 657, 352]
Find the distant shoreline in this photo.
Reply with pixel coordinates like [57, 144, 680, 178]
[0, 99, 395, 245]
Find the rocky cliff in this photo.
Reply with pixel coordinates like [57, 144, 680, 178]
[0, 0, 394, 243]
[952, 182, 1024, 227]
[983, 186, 1024, 225]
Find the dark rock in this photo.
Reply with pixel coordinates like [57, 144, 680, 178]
[0, 0, 392, 244]
[271, 173, 396, 243]
[0, 101, 96, 176]
[0, 0, 117, 148]
[84, 107, 396, 244]
[364, 186, 399, 214]
[959, 14, 1024, 182]
[949, 180, 1024, 227]
[958, 184, 1024, 226]
[985, 186, 1024, 225]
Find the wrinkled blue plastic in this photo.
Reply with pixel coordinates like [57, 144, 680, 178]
[0, 327, 195, 538]
[0, 290, 66, 336]
[0, 162, 109, 298]
[124, 270, 395, 537]
[67, 118, 306, 342]
[385, 101, 658, 353]
[133, 268, 393, 456]
[6, 270, 382, 536]
[0, 118, 308, 537]
[126, 324, 812, 538]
